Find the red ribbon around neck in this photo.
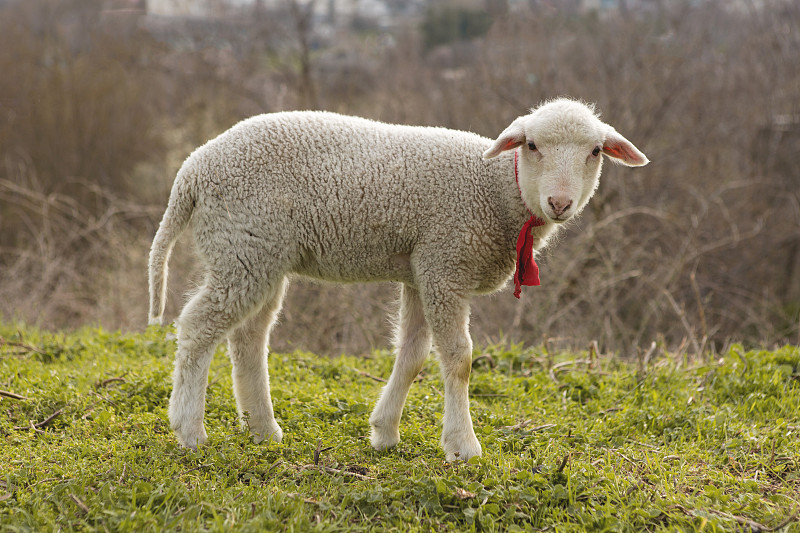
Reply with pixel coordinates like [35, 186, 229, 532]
[513, 151, 546, 299]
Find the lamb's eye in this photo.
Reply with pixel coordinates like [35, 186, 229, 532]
[592, 146, 601, 157]
[528, 142, 537, 151]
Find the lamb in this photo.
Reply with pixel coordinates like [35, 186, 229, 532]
[148, 98, 648, 461]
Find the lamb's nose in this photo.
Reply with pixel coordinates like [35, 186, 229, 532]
[547, 196, 573, 217]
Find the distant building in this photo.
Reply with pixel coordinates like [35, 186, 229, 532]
[143, 0, 776, 22]
[146, 0, 230, 17]
[104, 0, 147, 12]
[146, 0, 407, 21]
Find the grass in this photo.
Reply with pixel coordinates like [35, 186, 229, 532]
[0, 324, 799, 532]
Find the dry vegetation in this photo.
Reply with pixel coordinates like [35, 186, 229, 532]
[1, 0, 798, 355]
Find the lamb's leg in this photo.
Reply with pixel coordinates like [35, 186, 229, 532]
[169, 277, 264, 450]
[370, 285, 432, 451]
[228, 278, 287, 444]
[422, 288, 481, 462]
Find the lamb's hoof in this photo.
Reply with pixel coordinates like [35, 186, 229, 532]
[175, 425, 208, 451]
[370, 425, 401, 451]
[442, 434, 482, 462]
[252, 426, 283, 444]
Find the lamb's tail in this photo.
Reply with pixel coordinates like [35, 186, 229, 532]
[148, 175, 195, 326]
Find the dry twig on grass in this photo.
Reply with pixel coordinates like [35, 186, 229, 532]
[674, 504, 799, 533]
[0, 390, 28, 400]
[499, 420, 556, 432]
[0, 336, 46, 358]
[13, 408, 63, 431]
[300, 464, 375, 481]
[548, 359, 593, 382]
[69, 494, 89, 514]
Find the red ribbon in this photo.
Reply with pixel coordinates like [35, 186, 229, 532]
[513, 151, 546, 299]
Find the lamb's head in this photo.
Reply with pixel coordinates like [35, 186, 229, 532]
[483, 98, 648, 223]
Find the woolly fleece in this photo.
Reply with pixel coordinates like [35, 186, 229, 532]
[148, 99, 648, 461]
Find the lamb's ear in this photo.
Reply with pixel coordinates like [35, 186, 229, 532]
[602, 128, 649, 167]
[483, 117, 526, 159]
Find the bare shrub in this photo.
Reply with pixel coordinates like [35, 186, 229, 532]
[0, 177, 157, 326]
[1, 0, 798, 355]
[340, 0, 800, 353]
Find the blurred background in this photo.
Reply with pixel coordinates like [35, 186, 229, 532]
[0, 0, 798, 356]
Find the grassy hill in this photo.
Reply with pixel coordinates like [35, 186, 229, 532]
[1, 324, 798, 531]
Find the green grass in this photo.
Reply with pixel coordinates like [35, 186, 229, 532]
[1, 324, 799, 532]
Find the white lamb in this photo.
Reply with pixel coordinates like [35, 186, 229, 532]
[148, 98, 648, 461]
